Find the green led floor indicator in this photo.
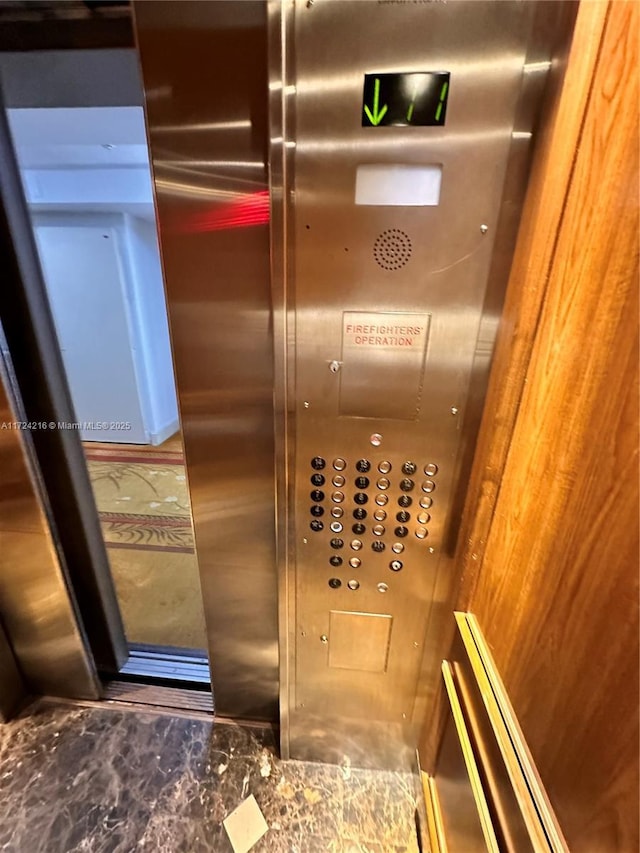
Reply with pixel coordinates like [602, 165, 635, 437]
[363, 77, 388, 126]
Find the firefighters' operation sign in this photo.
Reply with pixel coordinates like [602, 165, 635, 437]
[339, 311, 431, 421]
[342, 312, 429, 349]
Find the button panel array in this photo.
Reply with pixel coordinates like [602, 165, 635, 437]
[307, 456, 439, 590]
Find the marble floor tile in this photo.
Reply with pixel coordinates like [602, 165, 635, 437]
[0, 701, 420, 853]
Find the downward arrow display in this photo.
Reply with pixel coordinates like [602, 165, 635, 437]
[363, 77, 388, 126]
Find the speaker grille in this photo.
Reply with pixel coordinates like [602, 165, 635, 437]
[373, 229, 412, 270]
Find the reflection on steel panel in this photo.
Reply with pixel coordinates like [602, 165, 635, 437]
[0, 335, 99, 701]
[270, 0, 546, 766]
[133, 1, 278, 719]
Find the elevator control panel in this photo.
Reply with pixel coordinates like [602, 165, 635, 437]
[307, 456, 437, 582]
[281, 0, 542, 767]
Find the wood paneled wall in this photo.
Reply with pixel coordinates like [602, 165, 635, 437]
[449, 2, 639, 850]
[419, 1, 638, 849]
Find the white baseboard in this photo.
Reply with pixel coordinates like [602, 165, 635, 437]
[149, 419, 180, 446]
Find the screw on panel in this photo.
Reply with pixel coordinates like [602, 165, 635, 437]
[303, 401, 310, 409]
[428, 547, 435, 554]
[329, 360, 341, 373]
[320, 635, 328, 643]
[303, 538, 308, 544]
[480, 224, 489, 234]
[450, 407, 459, 415]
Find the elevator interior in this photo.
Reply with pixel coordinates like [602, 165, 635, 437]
[0, 1, 637, 851]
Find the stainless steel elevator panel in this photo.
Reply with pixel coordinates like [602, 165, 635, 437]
[271, 0, 541, 766]
[133, 2, 278, 720]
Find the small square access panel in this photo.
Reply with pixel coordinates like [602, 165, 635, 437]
[328, 611, 393, 673]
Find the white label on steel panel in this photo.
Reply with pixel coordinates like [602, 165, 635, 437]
[342, 312, 429, 350]
[355, 164, 442, 206]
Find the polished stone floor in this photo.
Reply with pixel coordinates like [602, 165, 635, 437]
[0, 701, 422, 852]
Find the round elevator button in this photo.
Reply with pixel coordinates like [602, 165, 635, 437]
[378, 460, 392, 474]
[330, 521, 343, 533]
[330, 538, 344, 549]
[329, 555, 342, 567]
[424, 463, 439, 477]
[376, 477, 390, 490]
[419, 496, 433, 509]
[400, 478, 415, 492]
[351, 539, 363, 551]
[310, 489, 324, 502]
[356, 459, 371, 473]
[417, 511, 431, 525]
[328, 577, 342, 588]
[311, 473, 325, 486]
[347, 579, 360, 590]
[332, 474, 346, 488]
[352, 523, 366, 535]
[373, 524, 385, 536]
[394, 526, 408, 538]
[355, 476, 370, 489]
[311, 456, 326, 470]
[354, 492, 368, 505]
[349, 558, 361, 569]
[396, 511, 410, 523]
[398, 495, 412, 508]
[390, 560, 403, 572]
[353, 507, 367, 520]
[310, 505, 324, 517]
[391, 542, 404, 554]
[402, 462, 417, 475]
[375, 494, 389, 506]
[372, 541, 385, 553]
[331, 506, 344, 518]
[373, 509, 387, 522]
[333, 458, 347, 471]
[331, 491, 345, 503]
[377, 583, 389, 593]
[310, 520, 324, 532]
[421, 480, 436, 493]
[415, 527, 428, 539]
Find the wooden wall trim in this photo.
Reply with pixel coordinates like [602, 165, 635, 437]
[419, 0, 607, 769]
[455, 0, 638, 848]
[457, 0, 610, 608]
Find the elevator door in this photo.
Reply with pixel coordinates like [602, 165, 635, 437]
[133, 1, 279, 719]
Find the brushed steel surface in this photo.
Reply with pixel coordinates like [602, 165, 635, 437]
[275, 0, 541, 765]
[133, 1, 278, 720]
[327, 610, 392, 674]
[0, 332, 100, 701]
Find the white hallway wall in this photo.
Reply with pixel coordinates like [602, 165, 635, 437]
[8, 106, 179, 445]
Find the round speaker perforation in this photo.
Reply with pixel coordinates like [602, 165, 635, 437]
[373, 229, 412, 270]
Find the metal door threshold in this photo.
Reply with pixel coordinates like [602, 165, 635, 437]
[102, 680, 214, 714]
[117, 643, 211, 687]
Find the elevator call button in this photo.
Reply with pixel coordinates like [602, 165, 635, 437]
[362, 73, 450, 127]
